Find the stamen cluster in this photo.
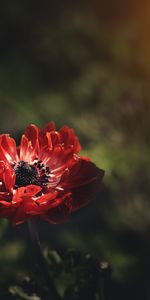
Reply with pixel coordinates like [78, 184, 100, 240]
[14, 160, 50, 188]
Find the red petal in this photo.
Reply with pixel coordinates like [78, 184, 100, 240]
[41, 122, 56, 135]
[25, 124, 39, 148]
[0, 200, 12, 207]
[60, 158, 104, 190]
[39, 131, 60, 153]
[11, 187, 44, 224]
[39, 124, 81, 163]
[20, 124, 39, 163]
[59, 126, 81, 153]
[35, 191, 72, 211]
[35, 190, 58, 206]
[39, 122, 56, 149]
[40, 131, 60, 151]
[22, 192, 62, 218]
[41, 193, 72, 224]
[58, 158, 104, 211]
[3, 165, 16, 193]
[11, 200, 40, 225]
[12, 185, 42, 204]
[24, 185, 42, 196]
[0, 134, 18, 163]
[46, 145, 74, 171]
[0, 161, 5, 179]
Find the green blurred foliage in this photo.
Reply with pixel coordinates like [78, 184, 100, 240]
[0, 1, 150, 299]
[2, 249, 110, 300]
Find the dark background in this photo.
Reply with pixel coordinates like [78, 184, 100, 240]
[0, 1, 150, 299]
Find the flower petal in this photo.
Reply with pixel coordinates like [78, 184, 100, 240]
[58, 158, 104, 211]
[41, 193, 72, 224]
[39, 122, 56, 149]
[3, 165, 16, 193]
[12, 185, 42, 204]
[0, 134, 18, 163]
[0, 161, 5, 179]
[11, 200, 41, 225]
[35, 190, 58, 206]
[20, 124, 39, 163]
[45, 145, 74, 172]
[59, 126, 81, 153]
[60, 158, 104, 189]
[40, 122, 56, 135]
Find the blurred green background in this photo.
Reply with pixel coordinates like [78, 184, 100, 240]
[0, 0, 150, 299]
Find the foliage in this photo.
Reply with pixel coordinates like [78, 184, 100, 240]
[0, 249, 111, 300]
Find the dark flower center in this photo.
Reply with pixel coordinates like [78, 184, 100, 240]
[14, 160, 50, 188]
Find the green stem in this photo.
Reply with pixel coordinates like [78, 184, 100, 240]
[99, 261, 112, 300]
[28, 220, 61, 300]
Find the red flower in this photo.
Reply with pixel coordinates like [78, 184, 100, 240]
[0, 122, 104, 225]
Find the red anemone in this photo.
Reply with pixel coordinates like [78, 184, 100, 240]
[0, 122, 104, 225]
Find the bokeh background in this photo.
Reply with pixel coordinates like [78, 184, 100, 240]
[0, 0, 150, 299]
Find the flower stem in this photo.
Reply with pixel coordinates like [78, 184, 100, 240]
[27, 220, 61, 300]
[99, 261, 112, 300]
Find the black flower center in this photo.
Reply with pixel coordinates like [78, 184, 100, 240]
[14, 160, 50, 188]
